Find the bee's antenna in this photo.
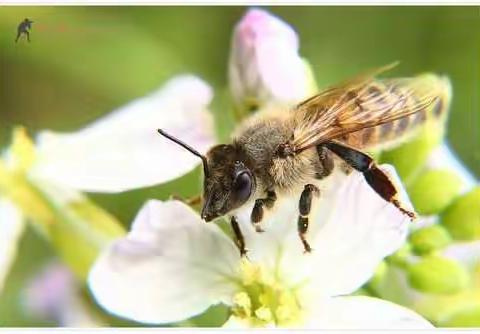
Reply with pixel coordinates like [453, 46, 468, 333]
[157, 129, 209, 177]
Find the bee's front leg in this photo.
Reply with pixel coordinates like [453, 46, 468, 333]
[230, 216, 247, 257]
[251, 190, 277, 232]
[298, 184, 320, 253]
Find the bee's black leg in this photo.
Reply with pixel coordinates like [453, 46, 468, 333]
[230, 216, 247, 257]
[325, 141, 416, 220]
[298, 184, 320, 253]
[251, 190, 276, 232]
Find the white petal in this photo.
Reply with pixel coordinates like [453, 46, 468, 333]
[427, 142, 477, 191]
[88, 200, 240, 324]
[229, 9, 310, 107]
[306, 165, 412, 296]
[306, 296, 433, 329]
[32, 75, 215, 193]
[0, 199, 25, 294]
[235, 165, 411, 296]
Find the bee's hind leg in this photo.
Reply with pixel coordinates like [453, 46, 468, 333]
[325, 141, 416, 220]
[298, 184, 320, 253]
[251, 190, 277, 232]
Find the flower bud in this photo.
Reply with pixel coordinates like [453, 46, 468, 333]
[368, 260, 388, 292]
[229, 9, 313, 114]
[407, 169, 463, 215]
[386, 243, 412, 269]
[441, 187, 480, 241]
[407, 255, 469, 294]
[380, 121, 445, 185]
[409, 225, 452, 255]
[439, 305, 480, 327]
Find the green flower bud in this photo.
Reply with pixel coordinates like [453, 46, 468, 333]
[407, 255, 469, 294]
[380, 121, 445, 185]
[409, 225, 452, 255]
[408, 169, 463, 215]
[386, 243, 412, 269]
[440, 305, 480, 327]
[441, 187, 480, 241]
[367, 260, 388, 292]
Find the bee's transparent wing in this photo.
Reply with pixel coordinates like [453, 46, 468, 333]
[291, 66, 448, 153]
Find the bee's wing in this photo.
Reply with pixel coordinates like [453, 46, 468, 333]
[291, 67, 446, 153]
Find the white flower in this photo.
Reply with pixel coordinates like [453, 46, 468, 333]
[23, 262, 103, 327]
[229, 8, 312, 109]
[0, 74, 215, 297]
[0, 199, 24, 295]
[31, 75, 215, 193]
[88, 165, 432, 328]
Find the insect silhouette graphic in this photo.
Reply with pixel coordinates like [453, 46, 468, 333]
[158, 64, 451, 256]
[15, 18, 33, 43]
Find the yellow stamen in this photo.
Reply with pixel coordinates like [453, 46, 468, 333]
[254, 306, 272, 322]
[231, 260, 303, 327]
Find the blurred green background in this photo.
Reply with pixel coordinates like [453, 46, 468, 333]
[0, 6, 479, 326]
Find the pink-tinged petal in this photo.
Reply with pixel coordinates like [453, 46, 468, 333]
[0, 199, 24, 294]
[306, 296, 433, 329]
[23, 262, 101, 326]
[235, 165, 412, 296]
[88, 200, 240, 324]
[229, 9, 311, 108]
[32, 75, 215, 193]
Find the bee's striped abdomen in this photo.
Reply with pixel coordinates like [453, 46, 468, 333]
[344, 74, 451, 150]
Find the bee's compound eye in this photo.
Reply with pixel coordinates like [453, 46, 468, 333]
[233, 171, 252, 203]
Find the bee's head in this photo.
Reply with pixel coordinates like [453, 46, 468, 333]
[157, 130, 255, 222]
[201, 144, 255, 221]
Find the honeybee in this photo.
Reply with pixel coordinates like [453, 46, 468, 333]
[158, 64, 451, 256]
